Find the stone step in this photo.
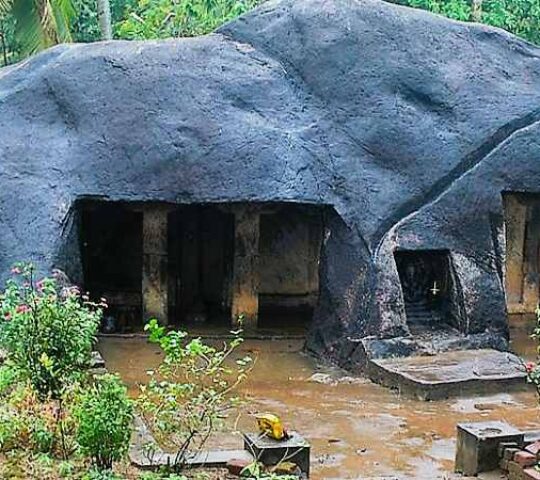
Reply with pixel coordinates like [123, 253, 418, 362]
[367, 349, 528, 401]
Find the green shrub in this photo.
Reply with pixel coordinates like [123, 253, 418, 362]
[31, 418, 55, 453]
[116, 0, 261, 40]
[74, 373, 133, 470]
[526, 306, 540, 393]
[0, 365, 18, 396]
[0, 409, 19, 451]
[57, 460, 76, 478]
[83, 467, 124, 480]
[0, 263, 104, 399]
[138, 473, 188, 480]
[138, 319, 252, 470]
[0, 383, 60, 454]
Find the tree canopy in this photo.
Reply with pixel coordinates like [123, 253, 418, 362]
[387, 0, 540, 46]
[0, 0, 539, 67]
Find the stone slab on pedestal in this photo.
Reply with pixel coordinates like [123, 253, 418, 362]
[243, 431, 310, 477]
[368, 349, 527, 400]
[129, 416, 254, 470]
[455, 421, 524, 476]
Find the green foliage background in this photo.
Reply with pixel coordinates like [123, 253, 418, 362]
[387, 0, 540, 45]
[0, 0, 539, 66]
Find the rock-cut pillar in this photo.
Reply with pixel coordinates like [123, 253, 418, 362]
[142, 206, 169, 325]
[504, 195, 527, 311]
[231, 205, 260, 329]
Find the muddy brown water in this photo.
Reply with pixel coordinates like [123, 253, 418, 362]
[98, 320, 540, 480]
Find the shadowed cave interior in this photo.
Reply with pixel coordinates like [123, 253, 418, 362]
[79, 201, 323, 333]
[395, 250, 461, 334]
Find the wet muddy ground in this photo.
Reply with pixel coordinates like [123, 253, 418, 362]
[98, 317, 540, 480]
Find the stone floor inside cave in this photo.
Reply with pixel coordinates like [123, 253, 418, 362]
[97, 315, 540, 480]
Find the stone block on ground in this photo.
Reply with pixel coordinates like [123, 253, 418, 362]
[244, 432, 310, 477]
[501, 447, 521, 471]
[500, 442, 521, 457]
[455, 421, 524, 476]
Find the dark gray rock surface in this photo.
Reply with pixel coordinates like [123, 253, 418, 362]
[2, 0, 540, 367]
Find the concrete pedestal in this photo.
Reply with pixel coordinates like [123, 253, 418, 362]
[455, 421, 524, 476]
[243, 431, 310, 477]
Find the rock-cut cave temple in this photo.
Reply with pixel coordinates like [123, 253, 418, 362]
[2, 0, 540, 368]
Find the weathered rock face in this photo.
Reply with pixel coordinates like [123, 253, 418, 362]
[2, 0, 540, 367]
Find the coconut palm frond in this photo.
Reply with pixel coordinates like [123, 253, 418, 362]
[0, 0, 12, 16]
[12, 0, 44, 54]
[11, 0, 75, 54]
[49, 0, 75, 43]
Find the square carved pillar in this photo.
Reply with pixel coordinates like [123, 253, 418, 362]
[142, 206, 169, 325]
[504, 195, 527, 310]
[231, 205, 260, 329]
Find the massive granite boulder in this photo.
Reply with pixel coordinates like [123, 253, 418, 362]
[1, 0, 540, 366]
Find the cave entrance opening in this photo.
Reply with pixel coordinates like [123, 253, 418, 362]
[169, 205, 235, 328]
[79, 200, 323, 335]
[395, 250, 460, 334]
[257, 204, 323, 333]
[503, 193, 540, 319]
[80, 201, 143, 332]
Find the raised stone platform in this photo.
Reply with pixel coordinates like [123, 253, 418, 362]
[368, 349, 527, 400]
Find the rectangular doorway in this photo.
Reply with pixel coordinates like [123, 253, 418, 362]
[395, 250, 459, 334]
[168, 205, 235, 326]
[503, 193, 540, 316]
[257, 204, 323, 331]
[80, 201, 143, 332]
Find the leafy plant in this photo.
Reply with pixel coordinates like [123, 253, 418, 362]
[138, 318, 252, 471]
[388, 0, 540, 44]
[58, 459, 76, 478]
[73, 373, 133, 470]
[115, 0, 261, 39]
[526, 306, 540, 393]
[1, 0, 76, 54]
[83, 466, 124, 480]
[0, 382, 63, 455]
[137, 473, 188, 480]
[240, 461, 299, 480]
[0, 263, 104, 399]
[0, 364, 18, 395]
[32, 417, 55, 452]
[72, 0, 135, 41]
